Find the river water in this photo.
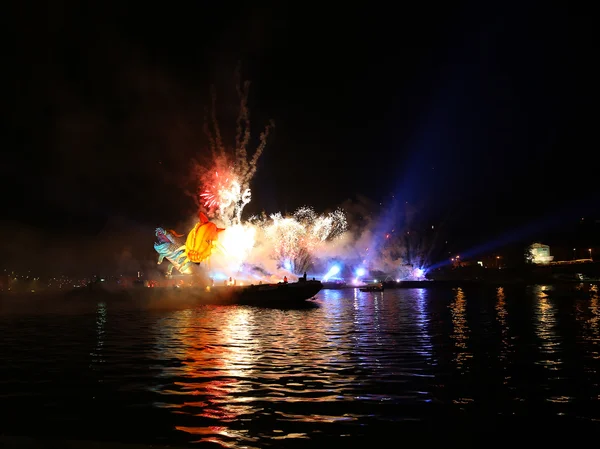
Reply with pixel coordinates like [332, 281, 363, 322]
[1, 285, 599, 447]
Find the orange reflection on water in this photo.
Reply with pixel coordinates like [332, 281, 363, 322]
[494, 287, 513, 386]
[495, 287, 506, 322]
[574, 286, 599, 338]
[495, 287, 512, 361]
[151, 299, 385, 445]
[449, 287, 470, 369]
[219, 308, 255, 379]
[590, 285, 599, 329]
[179, 425, 254, 448]
[588, 292, 599, 360]
[533, 286, 561, 370]
[156, 307, 260, 444]
[591, 294, 599, 329]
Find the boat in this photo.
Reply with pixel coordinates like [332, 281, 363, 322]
[66, 279, 324, 309]
[231, 279, 323, 305]
[359, 283, 384, 292]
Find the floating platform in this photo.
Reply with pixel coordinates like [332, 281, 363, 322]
[59, 280, 324, 310]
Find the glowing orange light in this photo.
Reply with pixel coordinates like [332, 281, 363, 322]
[185, 212, 225, 263]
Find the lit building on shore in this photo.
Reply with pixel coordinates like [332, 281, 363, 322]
[528, 243, 554, 264]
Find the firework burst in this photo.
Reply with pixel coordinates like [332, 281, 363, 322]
[197, 65, 273, 227]
[200, 168, 232, 212]
[188, 67, 354, 279]
[250, 207, 348, 273]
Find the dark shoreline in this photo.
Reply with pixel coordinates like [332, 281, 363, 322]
[322, 279, 600, 290]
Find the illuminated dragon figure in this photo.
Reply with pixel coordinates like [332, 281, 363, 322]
[154, 212, 225, 276]
[185, 212, 225, 263]
[154, 228, 194, 276]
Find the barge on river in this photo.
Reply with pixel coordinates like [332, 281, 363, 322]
[80, 279, 323, 307]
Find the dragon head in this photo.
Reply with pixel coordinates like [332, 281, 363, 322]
[155, 228, 172, 245]
[155, 227, 184, 247]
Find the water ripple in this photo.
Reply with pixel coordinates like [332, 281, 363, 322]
[1, 286, 600, 446]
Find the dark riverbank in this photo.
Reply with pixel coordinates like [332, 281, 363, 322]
[387, 279, 600, 288]
[320, 279, 600, 290]
[318, 261, 600, 290]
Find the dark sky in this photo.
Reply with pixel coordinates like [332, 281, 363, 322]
[4, 2, 596, 249]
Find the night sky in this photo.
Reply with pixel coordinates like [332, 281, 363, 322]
[4, 2, 596, 272]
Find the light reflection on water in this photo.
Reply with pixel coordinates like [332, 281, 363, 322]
[590, 285, 600, 339]
[449, 287, 469, 369]
[533, 286, 562, 370]
[1, 286, 600, 446]
[495, 287, 512, 360]
[495, 287, 513, 389]
[90, 301, 107, 370]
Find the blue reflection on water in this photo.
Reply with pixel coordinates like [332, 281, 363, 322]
[2, 286, 600, 446]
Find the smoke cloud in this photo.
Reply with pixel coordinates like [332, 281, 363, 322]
[185, 194, 436, 284]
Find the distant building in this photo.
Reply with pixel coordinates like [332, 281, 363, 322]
[528, 243, 554, 264]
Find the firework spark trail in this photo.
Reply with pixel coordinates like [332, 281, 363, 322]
[233, 65, 274, 193]
[235, 68, 250, 175]
[198, 65, 274, 227]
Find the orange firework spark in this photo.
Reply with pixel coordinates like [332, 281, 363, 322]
[200, 171, 231, 210]
[198, 153, 238, 211]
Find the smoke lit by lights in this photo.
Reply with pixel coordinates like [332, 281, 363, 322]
[163, 70, 435, 284]
[322, 265, 341, 282]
